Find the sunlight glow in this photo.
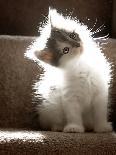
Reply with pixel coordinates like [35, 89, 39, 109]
[34, 66, 64, 98]
[0, 130, 45, 143]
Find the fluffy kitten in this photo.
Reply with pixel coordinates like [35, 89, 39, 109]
[25, 8, 112, 132]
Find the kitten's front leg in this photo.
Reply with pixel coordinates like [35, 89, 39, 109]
[62, 96, 84, 133]
[93, 93, 112, 132]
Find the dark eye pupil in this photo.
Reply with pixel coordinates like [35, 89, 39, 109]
[63, 47, 69, 54]
[69, 33, 76, 39]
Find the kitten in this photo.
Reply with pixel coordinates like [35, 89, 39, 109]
[25, 8, 112, 132]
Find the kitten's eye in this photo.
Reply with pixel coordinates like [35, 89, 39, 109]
[63, 47, 69, 54]
[69, 32, 77, 40]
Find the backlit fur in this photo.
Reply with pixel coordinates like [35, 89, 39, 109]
[25, 8, 112, 132]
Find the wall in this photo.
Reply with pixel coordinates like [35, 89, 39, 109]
[0, 0, 113, 36]
[112, 0, 116, 37]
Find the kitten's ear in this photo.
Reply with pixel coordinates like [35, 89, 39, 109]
[48, 7, 57, 28]
[48, 8, 64, 30]
[35, 49, 54, 64]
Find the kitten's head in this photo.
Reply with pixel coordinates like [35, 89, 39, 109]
[27, 8, 92, 67]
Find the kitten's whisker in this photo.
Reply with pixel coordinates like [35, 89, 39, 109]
[93, 34, 109, 40]
[41, 14, 46, 18]
[69, 9, 74, 17]
[90, 18, 98, 32]
[42, 14, 48, 20]
[94, 24, 105, 32]
[97, 24, 105, 31]
[92, 24, 106, 35]
[92, 29, 102, 35]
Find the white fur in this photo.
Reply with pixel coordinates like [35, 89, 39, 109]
[25, 8, 112, 132]
[36, 54, 112, 132]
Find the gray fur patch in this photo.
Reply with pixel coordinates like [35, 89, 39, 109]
[43, 28, 81, 66]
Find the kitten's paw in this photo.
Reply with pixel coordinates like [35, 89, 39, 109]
[51, 126, 63, 132]
[63, 124, 84, 133]
[94, 122, 112, 133]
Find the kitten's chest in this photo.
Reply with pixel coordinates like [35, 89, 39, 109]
[62, 70, 93, 105]
[65, 68, 91, 86]
[63, 62, 95, 92]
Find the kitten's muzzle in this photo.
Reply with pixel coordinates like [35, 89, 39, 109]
[73, 42, 80, 48]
